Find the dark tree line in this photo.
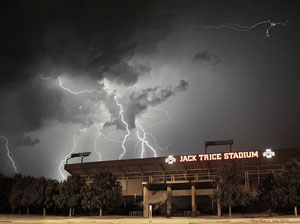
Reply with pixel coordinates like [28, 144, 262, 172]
[214, 160, 300, 217]
[0, 172, 122, 216]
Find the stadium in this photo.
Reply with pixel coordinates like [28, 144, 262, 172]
[65, 143, 300, 217]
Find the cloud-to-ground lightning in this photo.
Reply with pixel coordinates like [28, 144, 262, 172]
[192, 19, 289, 41]
[93, 123, 102, 161]
[57, 76, 131, 161]
[136, 121, 157, 157]
[136, 129, 145, 158]
[56, 75, 174, 171]
[114, 95, 131, 159]
[0, 136, 18, 173]
[57, 76, 133, 160]
[58, 128, 87, 179]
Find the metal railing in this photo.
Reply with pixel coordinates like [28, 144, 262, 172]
[114, 164, 284, 184]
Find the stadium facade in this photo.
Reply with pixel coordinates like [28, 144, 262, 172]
[65, 148, 300, 217]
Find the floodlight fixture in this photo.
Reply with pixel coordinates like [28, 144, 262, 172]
[66, 152, 91, 164]
[205, 139, 233, 153]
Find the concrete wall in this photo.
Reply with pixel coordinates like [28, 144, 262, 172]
[119, 179, 143, 196]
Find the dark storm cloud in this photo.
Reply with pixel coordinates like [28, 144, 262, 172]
[132, 80, 188, 105]
[103, 80, 188, 130]
[127, 80, 188, 129]
[0, 0, 180, 86]
[0, 0, 182, 141]
[193, 51, 221, 65]
[16, 137, 40, 147]
[104, 62, 151, 86]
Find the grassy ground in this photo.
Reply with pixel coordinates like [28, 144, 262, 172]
[0, 214, 300, 224]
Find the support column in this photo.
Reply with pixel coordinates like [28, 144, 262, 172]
[143, 185, 150, 217]
[191, 185, 196, 216]
[167, 186, 172, 217]
[245, 171, 250, 192]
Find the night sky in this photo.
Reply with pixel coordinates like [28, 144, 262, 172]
[0, 0, 299, 179]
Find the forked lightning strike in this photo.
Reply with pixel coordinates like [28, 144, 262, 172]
[59, 128, 86, 179]
[136, 129, 145, 158]
[192, 19, 289, 40]
[0, 136, 18, 173]
[56, 76, 172, 178]
[94, 123, 123, 161]
[114, 95, 131, 160]
[136, 121, 157, 157]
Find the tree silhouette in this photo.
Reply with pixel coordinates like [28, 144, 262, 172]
[44, 179, 59, 216]
[0, 173, 13, 212]
[9, 175, 34, 214]
[64, 175, 85, 216]
[277, 160, 300, 216]
[81, 184, 94, 215]
[214, 165, 248, 217]
[90, 172, 122, 217]
[258, 172, 281, 216]
[53, 182, 67, 212]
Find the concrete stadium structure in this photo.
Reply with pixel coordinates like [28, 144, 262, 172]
[65, 148, 300, 217]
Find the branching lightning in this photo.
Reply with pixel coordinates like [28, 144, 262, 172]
[114, 95, 131, 159]
[136, 129, 145, 158]
[55, 75, 174, 178]
[0, 136, 18, 173]
[94, 122, 124, 161]
[57, 76, 132, 163]
[149, 106, 176, 123]
[58, 77, 103, 94]
[136, 121, 157, 157]
[145, 132, 169, 151]
[58, 128, 87, 179]
[192, 19, 289, 40]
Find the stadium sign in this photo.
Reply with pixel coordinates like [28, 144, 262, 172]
[178, 151, 259, 162]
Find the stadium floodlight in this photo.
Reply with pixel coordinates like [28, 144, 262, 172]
[205, 139, 234, 153]
[66, 152, 91, 164]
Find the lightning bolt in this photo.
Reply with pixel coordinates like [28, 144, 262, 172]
[58, 77, 103, 94]
[58, 76, 133, 160]
[0, 136, 18, 173]
[93, 123, 102, 161]
[93, 122, 124, 161]
[148, 106, 176, 123]
[55, 76, 171, 169]
[114, 95, 131, 159]
[136, 121, 157, 158]
[58, 128, 87, 179]
[192, 19, 289, 41]
[136, 130, 145, 158]
[57, 76, 105, 178]
[145, 132, 169, 151]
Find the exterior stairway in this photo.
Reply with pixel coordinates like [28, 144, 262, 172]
[148, 191, 167, 210]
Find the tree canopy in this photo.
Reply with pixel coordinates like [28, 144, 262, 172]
[81, 172, 122, 216]
[214, 165, 249, 217]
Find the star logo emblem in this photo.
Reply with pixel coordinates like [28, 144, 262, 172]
[263, 149, 275, 159]
[165, 155, 176, 164]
